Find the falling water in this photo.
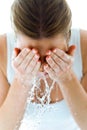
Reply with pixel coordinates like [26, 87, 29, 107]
[18, 72, 56, 130]
[28, 72, 55, 105]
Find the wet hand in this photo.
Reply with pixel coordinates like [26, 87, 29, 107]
[44, 45, 76, 83]
[12, 48, 41, 86]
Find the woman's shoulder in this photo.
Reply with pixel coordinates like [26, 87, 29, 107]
[71, 28, 80, 39]
[80, 29, 87, 75]
[69, 28, 80, 46]
[70, 28, 87, 75]
[0, 34, 7, 76]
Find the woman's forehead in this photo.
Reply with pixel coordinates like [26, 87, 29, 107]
[16, 33, 67, 46]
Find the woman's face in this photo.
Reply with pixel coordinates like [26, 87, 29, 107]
[16, 33, 68, 63]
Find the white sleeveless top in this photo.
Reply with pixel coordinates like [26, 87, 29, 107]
[6, 29, 82, 130]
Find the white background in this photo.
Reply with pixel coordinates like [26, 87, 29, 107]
[0, 0, 87, 34]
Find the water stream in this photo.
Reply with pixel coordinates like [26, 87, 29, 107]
[18, 72, 56, 130]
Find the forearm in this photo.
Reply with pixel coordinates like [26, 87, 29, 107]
[59, 70, 87, 130]
[0, 77, 31, 130]
[0, 47, 41, 130]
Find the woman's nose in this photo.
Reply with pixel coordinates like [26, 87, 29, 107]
[38, 48, 46, 55]
[36, 48, 47, 63]
[39, 56, 46, 63]
[38, 51, 45, 63]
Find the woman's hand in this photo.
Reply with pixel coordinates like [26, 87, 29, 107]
[12, 48, 41, 87]
[44, 45, 76, 84]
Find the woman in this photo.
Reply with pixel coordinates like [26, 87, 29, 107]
[0, 0, 87, 130]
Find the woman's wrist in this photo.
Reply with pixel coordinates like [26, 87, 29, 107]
[58, 69, 77, 86]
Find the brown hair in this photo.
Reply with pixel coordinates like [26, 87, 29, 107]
[11, 0, 72, 39]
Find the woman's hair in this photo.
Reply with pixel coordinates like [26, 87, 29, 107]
[11, 0, 72, 39]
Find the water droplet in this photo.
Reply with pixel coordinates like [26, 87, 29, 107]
[19, 72, 56, 129]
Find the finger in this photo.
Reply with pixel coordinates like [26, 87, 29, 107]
[52, 53, 74, 71]
[32, 61, 41, 76]
[14, 48, 21, 56]
[13, 48, 30, 67]
[67, 45, 76, 56]
[18, 49, 37, 73]
[46, 56, 60, 72]
[25, 54, 40, 73]
[51, 53, 68, 71]
[53, 48, 71, 63]
[44, 64, 56, 80]
[12, 48, 20, 60]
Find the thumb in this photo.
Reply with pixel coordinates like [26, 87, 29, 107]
[12, 48, 21, 60]
[11, 48, 21, 70]
[14, 48, 21, 56]
[67, 45, 76, 56]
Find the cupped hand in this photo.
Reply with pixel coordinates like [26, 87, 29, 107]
[44, 45, 76, 83]
[12, 48, 41, 86]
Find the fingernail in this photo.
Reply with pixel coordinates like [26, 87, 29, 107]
[32, 49, 37, 54]
[35, 54, 39, 59]
[46, 50, 51, 55]
[53, 49, 57, 53]
[46, 56, 50, 60]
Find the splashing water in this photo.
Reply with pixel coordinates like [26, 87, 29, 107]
[28, 72, 55, 105]
[18, 72, 56, 130]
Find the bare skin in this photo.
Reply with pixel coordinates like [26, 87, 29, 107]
[0, 30, 87, 130]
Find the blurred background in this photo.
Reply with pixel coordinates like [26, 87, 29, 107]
[0, 0, 87, 34]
